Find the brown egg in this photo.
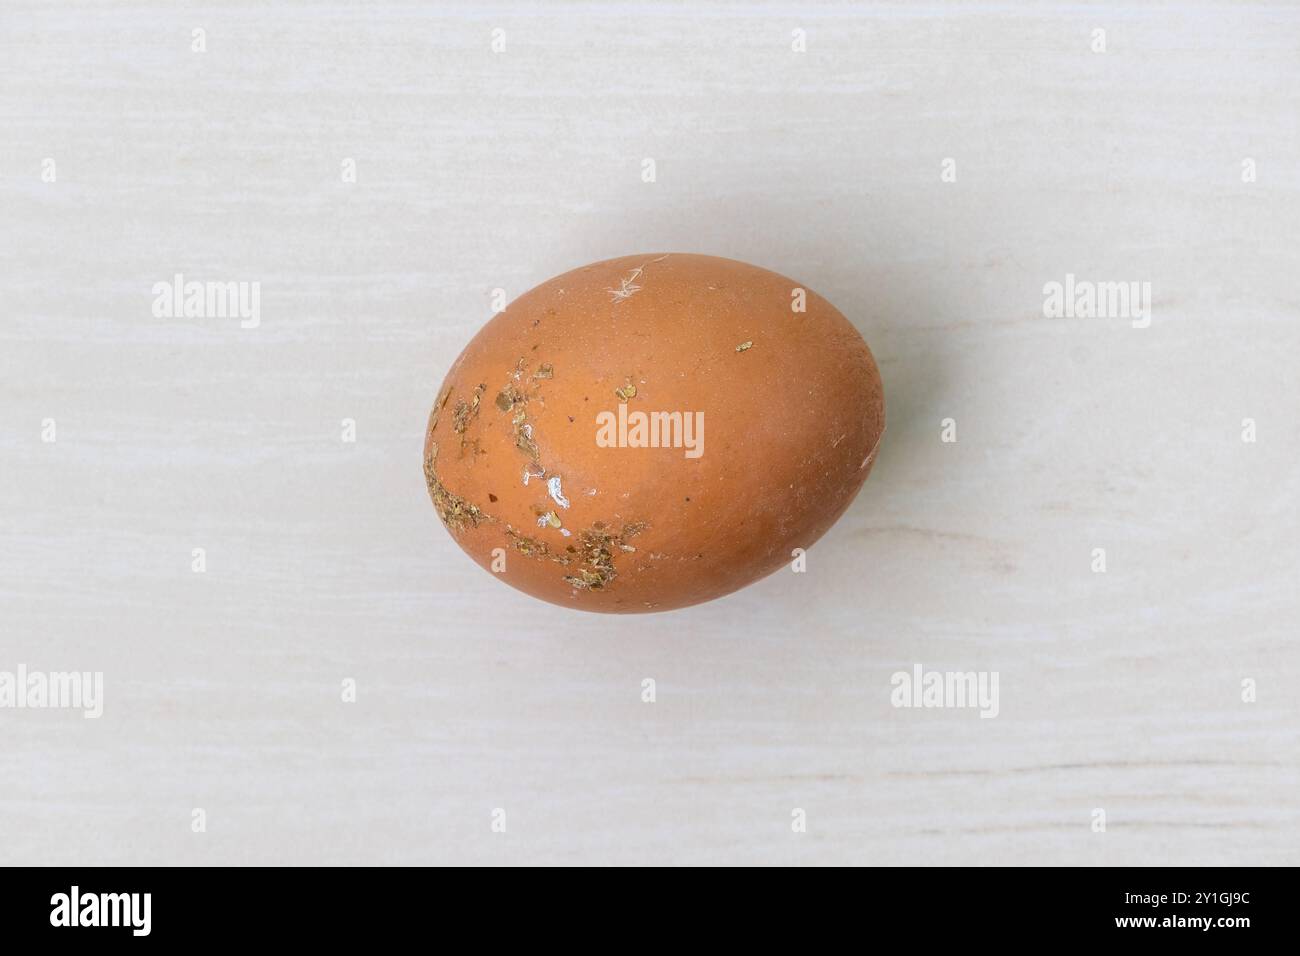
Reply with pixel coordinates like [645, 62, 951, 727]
[423, 253, 885, 613]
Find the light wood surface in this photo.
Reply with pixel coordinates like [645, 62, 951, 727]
[2, 1, 1297, 865]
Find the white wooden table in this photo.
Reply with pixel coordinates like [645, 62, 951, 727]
[2, 1, 1297, 865]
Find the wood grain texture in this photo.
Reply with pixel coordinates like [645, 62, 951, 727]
[1, 1, 1297, 865]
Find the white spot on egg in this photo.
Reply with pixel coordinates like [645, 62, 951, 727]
[547, 475, 570, 509]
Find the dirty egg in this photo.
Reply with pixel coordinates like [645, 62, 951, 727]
[423, 253, 885, 613]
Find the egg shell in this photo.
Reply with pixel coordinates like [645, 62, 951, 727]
[423, 253, 885, 613]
